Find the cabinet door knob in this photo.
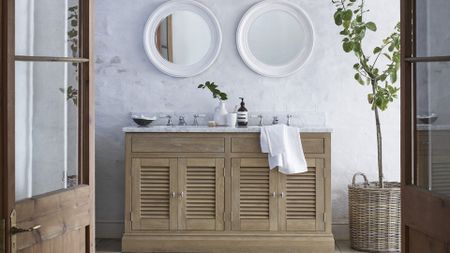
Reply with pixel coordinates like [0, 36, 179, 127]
[280, 192, 285, 198]
[179, 192, 184, 198]
[171, 192, 176, 198]
[271, 192, 276, 198]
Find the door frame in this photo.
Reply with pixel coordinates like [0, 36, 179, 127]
[400, 0, 450, 251]
[1, 0, 15, 251]
[0, 0, 95, 252]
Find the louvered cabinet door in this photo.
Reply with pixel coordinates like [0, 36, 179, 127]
[131, 158, 178, 231]
[278, 158, 325, 231]
[178, 158, 225, 231]
[231, 158, 278, 231]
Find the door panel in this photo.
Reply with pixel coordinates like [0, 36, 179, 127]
[131, 158, 177, 231]
[278, 158, 324, 232]
[178, 158, 224, 231]
[18, 227, 86, 253]
[231, 158, 277, 231]
[2, 0, 94, 251]
[15, 186, 90, 252]
[401, 0, 450, 250]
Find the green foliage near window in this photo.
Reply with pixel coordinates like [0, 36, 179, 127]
[332, 0, 400, 187]
[60, 4, 79, 106]
[198, 81, 228, 101]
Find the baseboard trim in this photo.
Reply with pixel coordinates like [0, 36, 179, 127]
[331, 220, 349, 240]
[96, 220, 124, 239]
[96, 219, 350, 240]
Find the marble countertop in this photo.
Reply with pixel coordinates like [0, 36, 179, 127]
[123, 125, 333, 133]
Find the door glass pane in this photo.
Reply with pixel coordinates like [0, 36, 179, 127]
[15, 61, 79, 201]
[415, 0, 450, 57]
[415, 62, 450, 197]
[15, 0, 80, 57]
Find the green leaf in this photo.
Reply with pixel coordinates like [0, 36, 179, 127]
[343, 41, 353, 53]
[342, 9, 353, 21]
[366, 22, 377, 31]
[373, 47, 382, 54]
[354, 73, 364, 85]
[390, 71, 398, 83]
[334, 11, 343, 25]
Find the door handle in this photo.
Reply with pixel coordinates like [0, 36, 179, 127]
[11, 224, 41, 235]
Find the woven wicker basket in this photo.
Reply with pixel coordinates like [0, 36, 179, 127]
[348, 173, 401, 252]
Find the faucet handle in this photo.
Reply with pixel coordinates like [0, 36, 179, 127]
[192, 114, 206, 126]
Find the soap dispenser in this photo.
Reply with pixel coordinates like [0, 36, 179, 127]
[237, 97, 248, 127]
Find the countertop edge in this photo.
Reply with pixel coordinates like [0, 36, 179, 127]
[122, 126, 334, 133]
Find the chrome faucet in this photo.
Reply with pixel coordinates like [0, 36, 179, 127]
[178, 116, 187, 126]
[272, 116, 279, 125]
[286, 114, 293, 126]
[160, 115, 173, 126]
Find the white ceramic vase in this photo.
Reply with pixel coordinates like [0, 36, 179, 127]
[214, 100, 228, 126]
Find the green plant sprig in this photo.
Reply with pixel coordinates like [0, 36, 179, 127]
[332, 0, 400, 111]
[198, 81, 228, 101]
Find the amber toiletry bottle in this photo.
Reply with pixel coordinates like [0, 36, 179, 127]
[237, 97, 248, 127]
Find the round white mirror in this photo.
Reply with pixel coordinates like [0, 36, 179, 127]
[144, 0, 222, 77]
[237, 0, 314, 77]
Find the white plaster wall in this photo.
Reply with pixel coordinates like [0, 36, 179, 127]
[95, 0, 400, 238]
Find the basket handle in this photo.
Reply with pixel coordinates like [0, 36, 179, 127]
[352, 172, 369, 187]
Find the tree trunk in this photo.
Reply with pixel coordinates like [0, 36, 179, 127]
[372, 80, 384, 188]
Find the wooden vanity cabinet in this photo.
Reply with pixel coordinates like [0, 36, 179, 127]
[123, 132, 333, 253]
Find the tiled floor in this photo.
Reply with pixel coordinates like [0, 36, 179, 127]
[96, 238, 362, 253]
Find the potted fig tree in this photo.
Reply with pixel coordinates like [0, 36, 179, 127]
[331, 0, 401, 251]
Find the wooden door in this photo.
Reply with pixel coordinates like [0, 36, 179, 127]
[1, 0, 95, 252]
[278, 158, 325, 232]
[178, 158, 224, 231]
[231, 158, 278, 231]
[401, 0, 450, 251]
[131, 158, 178, 231]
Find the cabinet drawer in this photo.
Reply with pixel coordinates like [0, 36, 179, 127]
[132, 137, 225, 153]
[231, 137, 324, 154]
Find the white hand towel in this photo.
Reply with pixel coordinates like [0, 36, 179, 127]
[260, 124, 308, 174]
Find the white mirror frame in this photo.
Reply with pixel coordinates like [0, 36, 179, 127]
[143, 0, 222, 77]
[236, 0, 315, 77]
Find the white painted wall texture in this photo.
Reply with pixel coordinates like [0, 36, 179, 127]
[95, 0, 400, 238]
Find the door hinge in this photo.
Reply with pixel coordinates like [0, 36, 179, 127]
[130, 212, 133, 222]
[0, 218, 5, 253]
[322, 213, 327, 222]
